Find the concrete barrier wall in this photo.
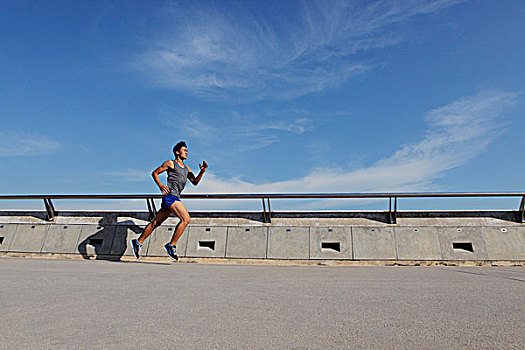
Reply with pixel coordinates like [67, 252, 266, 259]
[0, 224, 18, 252]
[481, 226, 525, 260]
[394, 227, 442, 260]
[1, 221, 524, 261]
[42, 224, 83, 254]
[9, 224, 50, 253]
[267, 227, 309, 259]
[186, 226, 228, 258]
[353, 227, 396, 260]
[438, 227, 489, 261]
[310, 227, 352, 260]
[226, 227, 267, 259]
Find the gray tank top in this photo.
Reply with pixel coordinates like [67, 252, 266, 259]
[167, 162, 189, 197]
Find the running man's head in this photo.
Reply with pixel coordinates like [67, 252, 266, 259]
[173, 141, 188, 160]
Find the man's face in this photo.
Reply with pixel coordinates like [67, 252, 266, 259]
[178, 146, 188, 160]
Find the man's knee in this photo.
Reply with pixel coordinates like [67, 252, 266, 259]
[151, 218, 163, 229]
[181, 215, 191, 226]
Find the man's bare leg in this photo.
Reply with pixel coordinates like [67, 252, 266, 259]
[137, 208, 171, 245]
[167, 201, 191, 246]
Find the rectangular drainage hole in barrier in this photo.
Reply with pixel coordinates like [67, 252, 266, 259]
[286, 229, 291, 232]
[88, 238, 103, 246]
[452, 242, 474, 253]
[63, 226, 68, 229]
[328, 228, 333, 232]
[0, 237, 4, 245]
[0, 225, 3, 228]
[31, 225, 35, 229]
[198, 241, 215, 250]
[205, 228, 211, 231]
[168, 227, 173, 231]
[321, 242, 340, 252]
[245, 228, 250, 232]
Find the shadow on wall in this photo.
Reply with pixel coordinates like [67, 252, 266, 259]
[78, 219, 142, 261]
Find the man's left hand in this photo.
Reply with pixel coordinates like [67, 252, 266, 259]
[199, 161, 208, 171]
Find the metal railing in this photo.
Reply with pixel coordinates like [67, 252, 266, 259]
[1, 192, 524, 224]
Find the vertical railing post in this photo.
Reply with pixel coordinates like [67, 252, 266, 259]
[393, 197, 397, 224]
[387, 197, 398, 224]
[519, 196, 525, 223]
[388, 197, 393, 224]
[261, 198, 272, 223]
[267, 198, 272, 223]
[262, 198, 268, 223]
[43, 198, 56, 221]
[146, 198, 157, 221]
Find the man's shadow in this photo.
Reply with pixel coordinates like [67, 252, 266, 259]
[78, 219, 142, 261]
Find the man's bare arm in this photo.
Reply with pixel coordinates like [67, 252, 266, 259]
[152, 160, 173, 195]
[187, 161, 208, 186]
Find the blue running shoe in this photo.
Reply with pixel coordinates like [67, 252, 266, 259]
[130, 239, 141, 259]
[164, 243, 178, 261]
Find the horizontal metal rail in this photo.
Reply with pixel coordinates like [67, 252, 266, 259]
[1, 192, 525, 200]
[0, 192, 524, 224]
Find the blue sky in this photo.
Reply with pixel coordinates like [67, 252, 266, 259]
[1, 0, 524, 211]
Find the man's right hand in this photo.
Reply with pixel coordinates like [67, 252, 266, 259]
[160, 185, 170, 195]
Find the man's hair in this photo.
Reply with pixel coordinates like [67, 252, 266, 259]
[173, 141, 187, 155]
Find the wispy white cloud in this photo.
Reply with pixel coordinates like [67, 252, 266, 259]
[169, 108, 316, 153]
[180, 91, 518, 208]
[0, 131, 60, 157]
[136, 0, 465, 101]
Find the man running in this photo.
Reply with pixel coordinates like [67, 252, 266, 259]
[130, 141, 207, 260]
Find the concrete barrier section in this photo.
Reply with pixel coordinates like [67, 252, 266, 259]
[267, 227, 309, 259]
[0, 224, 18, 252]
[481, 226, 525, 260]
[186, 226, 228, 258]
[110, 225, 147, 257]
[394, 227, 443, 260]
[145, 225, 189, 257]
[353, 227, 396, 260]
[225, 227, 268, 259]
[310, 227, 352, 260]
[8, 224, 50, 253]
[76, 225, 117, 256]
[438, 227, 489, 260]
[41, 224, 83, 254]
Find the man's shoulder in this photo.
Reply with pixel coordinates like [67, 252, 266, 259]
[164, 159, 175, 168]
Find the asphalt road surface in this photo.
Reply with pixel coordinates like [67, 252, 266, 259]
[1, 257, 524, 349]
